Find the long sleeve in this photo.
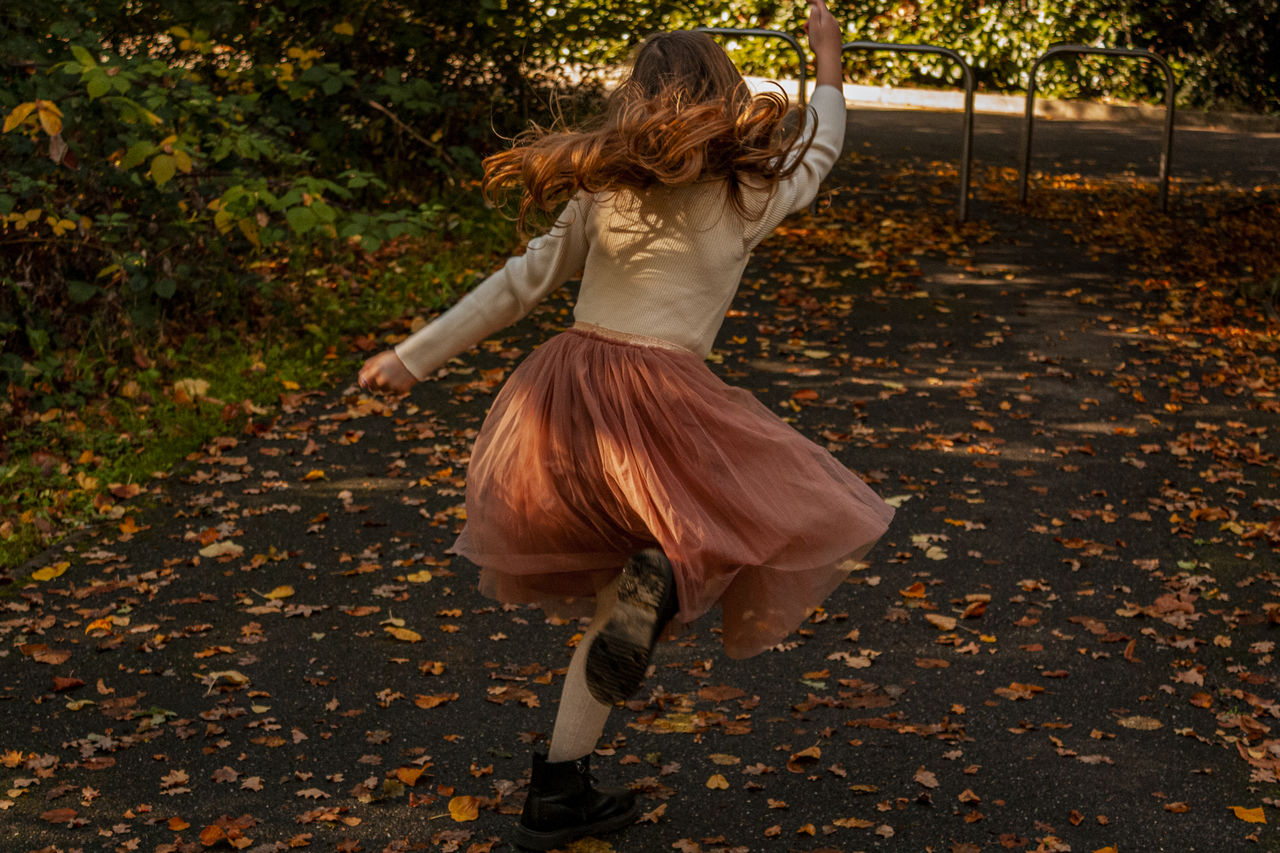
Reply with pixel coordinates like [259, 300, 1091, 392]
[743, 84, 847, 248]
[395, 196, 590, 379]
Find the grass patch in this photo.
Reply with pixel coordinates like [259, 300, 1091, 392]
[1, 194, 512, 579]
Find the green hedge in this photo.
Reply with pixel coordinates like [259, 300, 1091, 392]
[3, 0, 1276, 397]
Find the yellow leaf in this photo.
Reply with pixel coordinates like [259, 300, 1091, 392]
[150, 153, 176, 186]
[31, 562, 70, 582]
[198, 540, 244, 559]
[263, 585, 295, 600]
[84, 618, 113, 635]
[705, 774, 730, 789]
[36, 101, 61, 135]
[1230, 805, 1266, 824]
[3, 102, 38, 133]
[1117, 715, 1162, 731]
[173, 378, 210, 398]
[281, 379, 300, 390]
[303, 469, 326, 481]
[405, 570, 433, 584]
[448, 795, 479, 822]
[236, 216, 261, 247]
[384, 626, 422, 643]
[333, 21, 355, 35]
[203, 670, 250, 686]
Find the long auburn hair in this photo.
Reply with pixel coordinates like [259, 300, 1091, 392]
[482, 30, 815, 234]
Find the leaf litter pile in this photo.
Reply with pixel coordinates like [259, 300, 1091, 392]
[3, 133, 1279, 853]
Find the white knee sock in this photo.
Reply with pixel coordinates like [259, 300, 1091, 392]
[547, 578, 619, 763]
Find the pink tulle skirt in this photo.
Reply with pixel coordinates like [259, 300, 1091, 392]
[452, 323, 895, 658]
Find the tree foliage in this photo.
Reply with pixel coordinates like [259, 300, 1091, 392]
[1, 0, 1275, 394]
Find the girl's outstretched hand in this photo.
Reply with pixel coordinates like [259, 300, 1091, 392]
[805, 0, 843, 88]
[359, 349, 417, 394]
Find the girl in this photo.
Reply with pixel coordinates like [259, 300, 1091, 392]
[359, 2, 894, 848]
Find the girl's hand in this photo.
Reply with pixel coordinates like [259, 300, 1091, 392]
[358, 350, 417, 394]
[805, 0, 843, 88]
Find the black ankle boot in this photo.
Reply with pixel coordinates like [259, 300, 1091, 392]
[586, 548, 679, 705]
[512, 752, 639, 850]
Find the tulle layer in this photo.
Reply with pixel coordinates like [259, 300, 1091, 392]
[452, 325, 894, 658]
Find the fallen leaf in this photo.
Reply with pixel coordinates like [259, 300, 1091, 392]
[1230, 805, 1266, 823]
[914, 767, 939, 788]
[1117, 715, 1162, 730]
[786, 746, 822, 773]
[925, 613, 957, 631]
[199, 540, 244, 559]
[448, 795, 479, 821]
[414, 693, 459, 709]
[385, 626, 422, 643]
[31, 562, 70, 581]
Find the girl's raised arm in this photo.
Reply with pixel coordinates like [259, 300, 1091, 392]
[805, 0, 843, 89]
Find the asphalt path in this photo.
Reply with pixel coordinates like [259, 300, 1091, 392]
[3, 109, 1278, 853]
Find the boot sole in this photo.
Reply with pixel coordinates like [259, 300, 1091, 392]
[585, 549, 674, 706]
[511, 800, 641, 850]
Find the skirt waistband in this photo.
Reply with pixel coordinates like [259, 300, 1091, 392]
[571, 322, 693, 354]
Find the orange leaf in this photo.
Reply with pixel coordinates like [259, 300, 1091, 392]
[395, 766, 425, 786]
[448, 795, 479, 822]
[900, 582, 926, 599]
[413, 693, 458, 709]
[705, 774, 730, 789]
[168, 817, 190, 831]
[1230, 805, 1266, 824]
[200, 825, 228, 844]
[786, 746, 821, 773]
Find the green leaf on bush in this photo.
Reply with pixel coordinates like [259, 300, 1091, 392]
[153, 278, 177, 299]
[121, 141, 154, 170]
[70, 45, 97, 68]
[213, 207, 235, 233]
[86, 72, 112, 100]
[66, 281, 99, 303]
[285, 206, 318, 234]
[150, 154, 177, 186]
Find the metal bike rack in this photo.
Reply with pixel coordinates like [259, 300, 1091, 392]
[1019, 44, 1176, 211]
[693, 27, 809, 109]
[842, 41, 976, 222]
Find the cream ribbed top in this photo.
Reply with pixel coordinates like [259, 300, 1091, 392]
[395, 85, 846, 378]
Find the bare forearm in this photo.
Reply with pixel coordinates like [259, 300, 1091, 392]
[815, 52, 842, 88]
[806, 0, 843, 89]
